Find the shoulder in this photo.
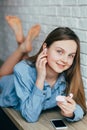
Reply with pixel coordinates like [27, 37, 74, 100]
[13, 60, 36, 76]
[14, 60, 29, 71]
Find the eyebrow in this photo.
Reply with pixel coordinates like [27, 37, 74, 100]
[56, 47, 76, 55]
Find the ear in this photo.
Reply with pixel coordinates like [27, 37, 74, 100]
[43, 43, 47, 50]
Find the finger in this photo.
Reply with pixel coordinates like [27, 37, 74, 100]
[37, 57, 47, 68]
[65, 97, 75, 104]
[40, 58, 47, 66]
[38, 49, 47, 58]
[36, 55, 46, 63]
[60, 106, 73, 116]
[58, 102, 76, 112]
[36, 50, 47, 64]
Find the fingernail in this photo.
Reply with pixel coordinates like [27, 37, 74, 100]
[69, 93, 73, 98]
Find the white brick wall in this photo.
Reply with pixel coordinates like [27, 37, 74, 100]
[0, 0, 87, 99]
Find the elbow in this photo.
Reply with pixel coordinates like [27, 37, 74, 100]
[26, 117, 38, 123]
[20, 108, 39, 123]
[21, 112, 39, 123]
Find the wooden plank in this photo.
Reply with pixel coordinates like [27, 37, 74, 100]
[2, 108, 61, 130]
[2, 107, 87, 130]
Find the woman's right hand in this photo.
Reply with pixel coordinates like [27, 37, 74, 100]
[35, 49, 47, 90]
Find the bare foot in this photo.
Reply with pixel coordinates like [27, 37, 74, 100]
[20, 24, 41, 53]
[5, 16, 24, 44]
[26, 24, 41, 42]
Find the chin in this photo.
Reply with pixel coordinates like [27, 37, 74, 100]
[54, 69, 64, 74]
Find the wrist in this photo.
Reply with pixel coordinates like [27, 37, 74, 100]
[67, 112, 75, 119]
[35, 79, 44, 90]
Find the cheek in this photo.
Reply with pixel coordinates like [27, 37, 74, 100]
[47, 53, 53, 65]
[47, 53, 56, 63]
[47, 55, 52, 64]
[67, 60, 74, 67]
[47, 50, 58, 60]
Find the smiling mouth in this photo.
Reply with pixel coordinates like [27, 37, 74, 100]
[56, 63, 66, 69]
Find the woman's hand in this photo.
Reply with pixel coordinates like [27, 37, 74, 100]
[57, 96, 76, 118]
[35, 49, 47, 90]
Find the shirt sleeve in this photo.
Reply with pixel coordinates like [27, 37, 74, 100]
[13, 61, 46, 122]
[65, 104, 84, 122]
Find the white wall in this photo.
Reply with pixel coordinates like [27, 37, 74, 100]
[0, 0, 87, 100]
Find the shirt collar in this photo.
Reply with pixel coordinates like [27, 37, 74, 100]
[57, 73, 66, 84]
[44, 73, 66, 88]
[53, 73, 66, 90]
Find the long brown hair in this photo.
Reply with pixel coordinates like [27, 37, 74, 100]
[29, 27, 86, 113]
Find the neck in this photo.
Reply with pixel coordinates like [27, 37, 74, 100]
[45, 65, 59, 87]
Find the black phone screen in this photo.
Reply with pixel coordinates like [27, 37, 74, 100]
[51, 119, 67, 129]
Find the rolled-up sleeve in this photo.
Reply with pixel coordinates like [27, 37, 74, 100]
[13, 61, 46, 122]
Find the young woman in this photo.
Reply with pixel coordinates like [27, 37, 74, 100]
[0, 16, 86, 123]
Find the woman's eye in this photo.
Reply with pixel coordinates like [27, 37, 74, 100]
[57, 50, 63, 54]
[69, 55, 75, 59]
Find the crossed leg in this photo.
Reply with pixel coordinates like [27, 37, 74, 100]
[5, 15, 41, 58]
[0, 16, 41, 77]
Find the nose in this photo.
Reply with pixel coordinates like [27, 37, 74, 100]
[61, 55, 68, 63]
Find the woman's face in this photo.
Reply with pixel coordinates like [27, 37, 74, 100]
[46, 40, 77, 73]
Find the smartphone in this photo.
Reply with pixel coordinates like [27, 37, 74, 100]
[50, 119, 67, 129]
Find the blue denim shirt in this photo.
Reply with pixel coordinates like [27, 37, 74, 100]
[0, 60, 84, 122]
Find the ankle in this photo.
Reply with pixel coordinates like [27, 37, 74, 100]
[16, 36, 25, 44]
[18, 44, 26, 54]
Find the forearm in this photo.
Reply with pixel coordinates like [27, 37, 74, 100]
[20, 86, 46, 122]
[35, 77, 44, 90]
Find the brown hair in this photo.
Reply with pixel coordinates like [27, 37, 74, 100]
[29, 27, 86, 114]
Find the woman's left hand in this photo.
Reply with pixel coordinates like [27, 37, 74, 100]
[57, 96, 76, 118]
